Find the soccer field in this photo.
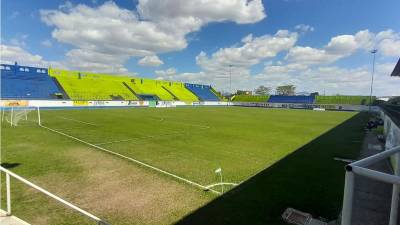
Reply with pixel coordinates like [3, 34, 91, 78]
[0, 107, 365, 225]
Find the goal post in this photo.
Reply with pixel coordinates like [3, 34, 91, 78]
[1, 106, 40, 127]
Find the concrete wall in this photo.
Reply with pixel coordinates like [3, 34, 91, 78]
[380, 108, 400, 169]
[381, 110, 400, 150]
[0, 100, 228, 108]
[232, 101, 379, 112]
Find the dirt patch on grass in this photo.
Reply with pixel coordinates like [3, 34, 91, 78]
[31, 147, 212, 225]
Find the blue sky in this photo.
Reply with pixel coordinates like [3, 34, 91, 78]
[1, 0, 400, 95]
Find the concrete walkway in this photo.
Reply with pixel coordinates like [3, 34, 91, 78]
[350, 131, 397, 225]
[0, 210, 30, 225]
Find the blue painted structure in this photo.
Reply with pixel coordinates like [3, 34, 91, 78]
[184, 83, 219, 101]
[1, 63, 64, 99]
[268, 95, 315, 104]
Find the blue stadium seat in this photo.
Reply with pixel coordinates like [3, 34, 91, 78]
[268, 95, 315, 104]
[1, 63, 64, 99]
[184, 83, 219, 101]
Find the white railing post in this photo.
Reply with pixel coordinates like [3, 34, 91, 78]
[389, 152, 400, 225]
[6, 173, 11, 215]
[341, 169, 355, 225]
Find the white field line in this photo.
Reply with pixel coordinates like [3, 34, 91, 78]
[152, 117, 210, 130]
[57, 116, 97, 126]
[39, 124, 221, 195]
[205, 182, 239, 189]
[95, 131, 184, 146]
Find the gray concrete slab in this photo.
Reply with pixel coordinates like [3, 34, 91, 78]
[0, 210, 31, 225]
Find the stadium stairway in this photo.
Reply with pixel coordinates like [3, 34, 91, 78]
[51, 77, 69, 99]
[161, 86, 179, 100]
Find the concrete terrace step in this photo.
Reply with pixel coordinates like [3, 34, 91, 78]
[0, 210, 31, 225]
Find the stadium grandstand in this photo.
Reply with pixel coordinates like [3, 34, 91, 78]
[232, 94, 375, 105]
[2, 62, 381, 106]
[1, 63, 220, 101]
[1, 63, 64, 99]
[0, 62, 398, 225]
[267, 95, 315, 104]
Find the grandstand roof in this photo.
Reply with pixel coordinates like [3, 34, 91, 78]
[391, 58, 400, 77]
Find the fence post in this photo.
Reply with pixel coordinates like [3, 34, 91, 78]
[6, 173, 11, 215]
[341, 169, 355, 225]
[389, 152, 400, 225]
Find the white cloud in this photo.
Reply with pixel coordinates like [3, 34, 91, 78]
[41, 39, 53, 47]
[155, 28, 400, 95]
[137, 0, 266, 25]
[286, 29, 399, 66]
[0, 44, 63, 68]
[8, 34, 29, 48]
[379, 38, 400, 56]
[258, 62, 400, 96]
[40, 0, 265, 73]
[294, 24, 314, 33]
[138, 55, 164, 67]
[10, 11, 20, 20]
[155, 67, 178, 80]
[285, 46, 340, 65]
[197, 30, 298, 71]
[65, 49, 129, 73]
[376, 30, 400, 56]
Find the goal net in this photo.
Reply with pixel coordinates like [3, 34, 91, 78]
[1, 107, 38, 127]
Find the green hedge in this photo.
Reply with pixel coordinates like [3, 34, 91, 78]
[316, 96, 375, 105]
[232, 95, 269, 102]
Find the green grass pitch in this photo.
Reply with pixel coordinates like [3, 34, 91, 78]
[0, 107, 367, 225]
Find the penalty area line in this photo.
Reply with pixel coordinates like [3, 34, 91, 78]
[39, 124, 221, 195]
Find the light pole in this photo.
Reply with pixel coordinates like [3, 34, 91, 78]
[369, 49, 377, 114]
[229, 65, 233, 96]
[216, 65, 234, 103]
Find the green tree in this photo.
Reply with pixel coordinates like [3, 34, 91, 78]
[254, 85, 271, 95]
[276, 85, 296, 96]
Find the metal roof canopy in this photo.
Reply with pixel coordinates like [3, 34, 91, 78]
[391, 58, 400, 76]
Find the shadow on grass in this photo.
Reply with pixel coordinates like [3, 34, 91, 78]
[0, 162, 21, 169]
[175, 112, 368, 225]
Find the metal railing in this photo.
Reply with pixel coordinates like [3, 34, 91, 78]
[0, 166, 110, 225]
[341, 145, 400, 225]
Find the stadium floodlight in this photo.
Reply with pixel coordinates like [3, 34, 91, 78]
[369, 49, 377, 114]
[215, 167, 224, 193]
